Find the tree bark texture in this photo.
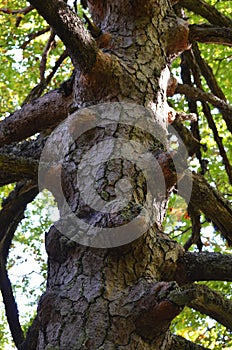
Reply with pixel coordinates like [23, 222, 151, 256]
[24, 1, 197, 349]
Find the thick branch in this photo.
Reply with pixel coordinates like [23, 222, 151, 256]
[175, 84, 232, 113]
[0, 153, 38, 181]
[189, 24, 232, 46]
[179, 0, 232, 28]
[180, 172, 232, 245]
[184, 204, 202, 251]
[0, 181, 38, 348]
[0, 135, 47, 186]
[0, 264, 25, 348]
[29, 0, 99, 71]
[0, 88, 73, 147]
[169, 284, 232, 330]
[171, 335, 209, 350]
[178, 252, 232, 282]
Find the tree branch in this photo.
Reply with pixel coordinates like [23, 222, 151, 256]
[0, 153, 38, 181]
[29, 0, 99, 71]
[0, 181, 38, 348]
[0, 87, 73, 147]
[175, 83, 232, 114]
[21, 52, 70, 106]
[39, 29, 56, 81]
[0, 263, 25, 348]
[178, 252, 232, 282]
[171, 120, 201, 157]
[169, 283, 232, 330]
[180, 172, 232, 246]
[201, 101, 232, 184]
[179, 0, 232, 28]
[0, 135, 47, 186]
[0, 5, 33, 15]
[20, 26, 50, 50]
[171, 334, 209, 350]
[184, 203, 202, 251]
[189, 24, 232, 46]
[192, 42, 232, 133]
[179, 48, 232, 184]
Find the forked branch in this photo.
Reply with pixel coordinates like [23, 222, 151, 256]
[29, 0, 99, 71]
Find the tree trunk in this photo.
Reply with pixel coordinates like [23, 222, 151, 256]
[25, 0, 190, 349]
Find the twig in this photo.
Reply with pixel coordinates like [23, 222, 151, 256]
[184, 203, 203, 251]
[40, 30, 56, 81]
[192, 43, 232, 133]
[0, 5, 33, 15]
[20, 27, 50, 50]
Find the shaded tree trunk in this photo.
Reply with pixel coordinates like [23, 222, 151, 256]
[22, 0, 192, 349]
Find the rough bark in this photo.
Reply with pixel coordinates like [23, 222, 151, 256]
[178, 252, 232, 282]
[22, 0, 191, 349]
[180, 172, 232, 245]
[0, 87, 73, 147]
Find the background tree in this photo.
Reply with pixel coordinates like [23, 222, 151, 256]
[0, 0, 232, 349]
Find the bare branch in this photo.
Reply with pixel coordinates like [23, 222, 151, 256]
[180, 172, 232, 246]
[21, 51, 70, 106]
[184, 204, 203, 251]
[179, 0, 232, 28]
[0, 87, 73, 147]
[192, 43, 232, 133]
[179, 52, 204, 174]
[171, 120, 201, 157]
[20, 27, 50, 50]
[180, 47, 232, 184]
[0, 5, 33, 15]
[178, 252, 232, 282]
[201, 102, 232, 184]
[171, 335, 209, 350]
[29, 0, 99, 71]
[189, 24, 232, 46]
[0, 264, 25, 348]
[45, 51, 69, 86]
[169, 283, 232, 330]
[40, 30, 56, 81]
[0, 181, 38, 348]
[0, 153, 38, 181]
[0, 137, 45, 186]
[175, 83, 232, 113]
[0, 5, 34, 27]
